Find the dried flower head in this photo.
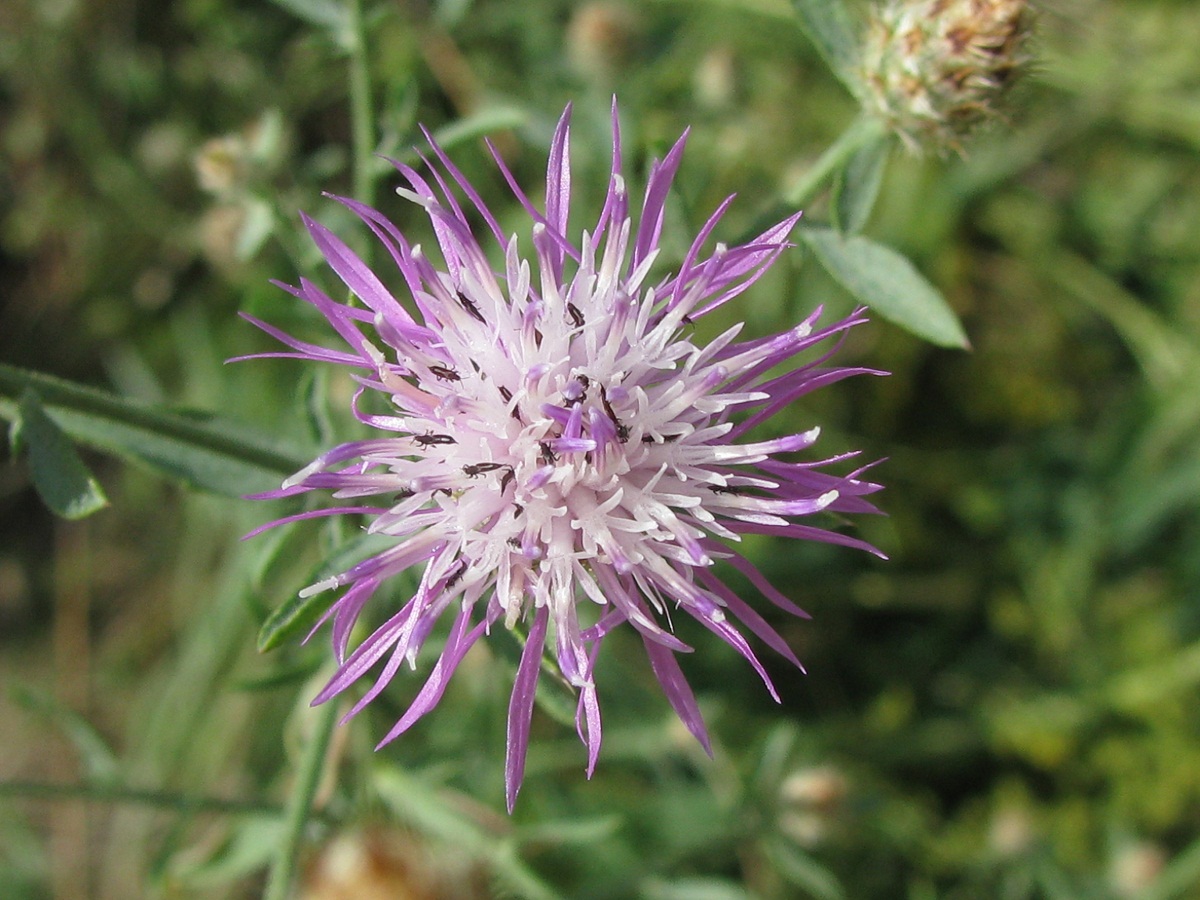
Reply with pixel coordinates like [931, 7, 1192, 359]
[860, 0, 1031, 153]
[247, 103, 883, 810]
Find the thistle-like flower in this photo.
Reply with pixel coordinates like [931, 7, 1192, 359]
[248, 104, 883, 810]
[860, 0, 1030, 153]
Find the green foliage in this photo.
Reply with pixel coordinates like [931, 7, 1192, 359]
[1, 0, 1199, 897]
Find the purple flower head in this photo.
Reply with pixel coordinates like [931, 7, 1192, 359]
[247, 102, 884, 811]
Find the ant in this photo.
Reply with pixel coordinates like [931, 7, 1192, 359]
[539, 441, 558, 465]
[429, 364, 460, 382]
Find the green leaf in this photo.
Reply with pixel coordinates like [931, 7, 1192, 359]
[10, 390, 108, 520]
[10, 685, 119, 783]
[266, 0, 348, 33]
[0, 363, 308, 497]
[429, 105, 530, 150]
[799, 227, 970, 348]
[257, 531, 396, 652]
[792, 0, 863, 94]
[374, 765, 565, 900]
[832, 134, 889, 235]
[766, 837, 846, 900]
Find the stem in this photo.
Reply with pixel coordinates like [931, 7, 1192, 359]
[262, 699, 340, 900]
[261, 12, 377, 895]
[0, 779, 314, 820]
[783, 116, 886, 208]
[0, 362, 307, 487]
[347, 0, 376, 208]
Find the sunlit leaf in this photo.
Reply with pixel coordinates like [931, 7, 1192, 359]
[799, 227, 970, 348]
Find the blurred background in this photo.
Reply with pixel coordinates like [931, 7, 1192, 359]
[2, 0, 1199, 897]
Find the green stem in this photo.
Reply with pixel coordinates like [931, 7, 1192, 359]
[263, 699, 340, 900]
[347, 0, 376, 208]
[783, 115, 886, 208]
[0, 362, 314, 487]
[0, 779, 327, 821]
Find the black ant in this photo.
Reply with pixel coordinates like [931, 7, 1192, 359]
[539, 441, 558, 465]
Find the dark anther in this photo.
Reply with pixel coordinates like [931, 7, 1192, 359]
[533, 328, 543, 348]
[393, 487, 416, 500]
[456, 291, 486, 323]
[641, 434, 657, 444]
[577, 374, 590, 389]
[430, 364, 461, 382]
[415, 432, 457, 447]
[539, 441, 558, 465]
[512, 504, 524, 517]
[498, 386, 513, 402]
[500, 468, 515, 493]
[463, 462, 506, 478]
[507, 537, 522, 549]
[433, 488, 454, 497]
[567, 303, 585, 329]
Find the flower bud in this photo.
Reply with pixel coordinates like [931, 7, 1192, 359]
[859, 0, 1031, 153]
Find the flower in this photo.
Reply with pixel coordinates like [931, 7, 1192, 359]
[247, 102, 883, 810]
[859, 0, 1031, 153]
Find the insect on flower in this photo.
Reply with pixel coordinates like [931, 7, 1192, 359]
[242, 101, 885, 811]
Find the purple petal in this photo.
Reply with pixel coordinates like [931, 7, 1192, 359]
[506, 604, 550, 812]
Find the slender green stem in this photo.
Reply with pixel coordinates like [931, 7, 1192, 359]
[0, 778, 332, 820]
[0, 363, 302, 477]
[263, 699, 340, 900]
[347, 0, 376, 209]
[261, 14, 378, 895]
[783, 115, 886, 208]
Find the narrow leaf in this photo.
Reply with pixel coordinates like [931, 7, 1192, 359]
[799, 227, 969, 348]
[374, 765, 565, 900]
[11, 391, 108, 519]
[257, 532, 395, 652]
[10, 685, 119, 783]
[0, 364, 308, 497]
[266, 0, 348, 33]
[832, 134, 889, 235]
[792, 0, 863, 94]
